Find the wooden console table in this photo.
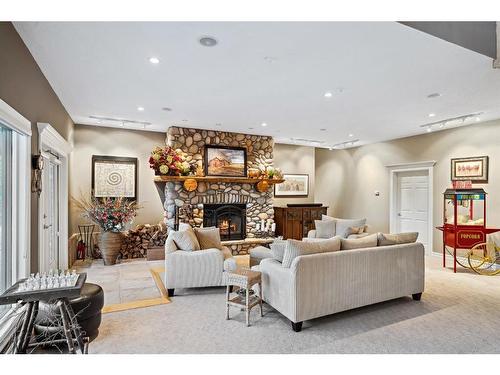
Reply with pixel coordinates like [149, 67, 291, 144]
[274, 205, 328, 240]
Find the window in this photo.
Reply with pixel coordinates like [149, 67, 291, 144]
[0, 99, 31, 319]
[0, 125, 13, 295]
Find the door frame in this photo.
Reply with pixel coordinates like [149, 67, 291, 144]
[37, 123, 72, 271]
[387, 161, 436, 254]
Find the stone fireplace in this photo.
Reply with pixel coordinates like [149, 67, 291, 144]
[160, 126, 275, 254]
[203, 203, 246, 241]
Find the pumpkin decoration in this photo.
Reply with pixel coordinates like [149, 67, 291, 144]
[183, 178, 198, 192]
[256, 180, 270, 193]
[248, 168, 261, 179]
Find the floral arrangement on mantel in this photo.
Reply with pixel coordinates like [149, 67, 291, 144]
[73, 196, 140, 232]
[149, 146, 197, 176]
[250, 153, 283, 180]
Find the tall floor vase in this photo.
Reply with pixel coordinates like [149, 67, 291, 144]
[98, 231, 123, 265]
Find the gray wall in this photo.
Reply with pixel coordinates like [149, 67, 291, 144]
[0, 22, 75, 272]
[315, 119, 500, 253]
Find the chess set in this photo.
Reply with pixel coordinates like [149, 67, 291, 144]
[19, 270, 80, 292]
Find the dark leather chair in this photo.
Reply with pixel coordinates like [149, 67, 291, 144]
[34, 283, 104, 343]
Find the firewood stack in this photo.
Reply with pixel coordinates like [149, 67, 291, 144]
[120, 221, 168, 259]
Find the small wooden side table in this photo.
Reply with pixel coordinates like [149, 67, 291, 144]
[225, 268, 263, 327]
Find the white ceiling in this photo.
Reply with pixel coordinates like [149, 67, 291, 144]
[14, 22, 500, 148]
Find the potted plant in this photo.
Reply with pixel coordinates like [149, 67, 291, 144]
[73, 196, 139, 265]
[149, 146, 197, 176]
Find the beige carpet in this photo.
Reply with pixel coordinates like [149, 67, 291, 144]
[88, 256, 500, 353]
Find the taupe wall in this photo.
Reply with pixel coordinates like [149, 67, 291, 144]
[315, 119, 500, 253]
[0, 22, 74, 272]
[273, 144, 316, 206]
[69, 124, 167, 235]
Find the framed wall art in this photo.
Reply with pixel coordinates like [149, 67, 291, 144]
[92, 155, 138, 200]
[451, 156, 489, 183]
[204, 145, 247, 177]
[274, 174, 309, 197]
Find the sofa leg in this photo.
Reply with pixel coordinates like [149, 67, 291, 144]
[291, 321, 303, 332]
[167, 288, 175, 297]
[412, 293, 422, 301]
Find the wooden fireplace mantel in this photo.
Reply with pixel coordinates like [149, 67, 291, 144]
[153, 175, 284, 185]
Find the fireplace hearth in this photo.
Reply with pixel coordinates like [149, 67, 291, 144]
[203, 203, 246, 241]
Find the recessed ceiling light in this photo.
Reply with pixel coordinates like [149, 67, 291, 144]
[261, 123, 267, 127]
[248, 127, 254, 130]
[199, 36, 218, 47]
[162, 107, 172, 112]
[428, 113, 436, 118]
[149, 57, 160, 64]
[348, 133, 354, 137]
[320, 128, 327, 131]
[137, 106, 145, 111]
[426, 127, 432, 132]
[427, 92, 441, 98]
[475, 117, 481, 122]
[324, 92, 333, 98]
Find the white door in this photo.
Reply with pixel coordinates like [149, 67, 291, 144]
[396, 170, 429, 251]
[40, 155, 61, 272]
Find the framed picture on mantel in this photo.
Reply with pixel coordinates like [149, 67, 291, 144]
[204, 145, 247, 177]
[274, 174, 309, 197]
[92, 155, 138, 201]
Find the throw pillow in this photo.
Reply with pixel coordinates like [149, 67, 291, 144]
[270, 240, 287, 262]
[377, 232, 419, 246]
[282, 236, 341, 268]
[345, 225, 366, 237]
[322, 214, 336, 221]
[341, 233, 378, 250]
[170, 227, 201, 251]
[314, 219, 336, 239]
[194, 227, 223, 250]
[335, 218, 367, 238]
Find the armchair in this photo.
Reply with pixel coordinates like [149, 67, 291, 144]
[164, 232, 237, 296]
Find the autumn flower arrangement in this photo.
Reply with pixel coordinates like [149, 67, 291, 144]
[73, 196, 139, 232]
[149, 146, 197, 176]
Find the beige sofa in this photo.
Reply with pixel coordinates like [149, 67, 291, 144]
[258, 242, 425, 332]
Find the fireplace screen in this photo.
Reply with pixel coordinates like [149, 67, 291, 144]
[203, 204, 246, 241]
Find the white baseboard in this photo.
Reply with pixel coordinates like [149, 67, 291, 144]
[431, 250, 500, 271]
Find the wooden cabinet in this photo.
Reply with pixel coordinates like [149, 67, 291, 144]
[274, 205, 328, 240]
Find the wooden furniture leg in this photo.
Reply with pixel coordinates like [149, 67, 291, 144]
[57, 300, 76, 354]
[225, 285, 230, 320]
[20, 301, 39, 353]
[245, 287, 250, 327]
[62, 299, 86, 354]
[15, 301, 33, 354]
[291, 321, 303, 332]
[167, 288, 174, 297]
[258, 282, 263, 317]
